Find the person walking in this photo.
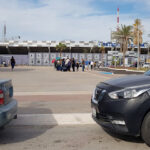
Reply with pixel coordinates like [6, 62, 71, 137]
[90, 60, 94, 70]
[82, 59, 85, 72]
[67, 59, 71, 71]
[72, 58, 76, 72]
[10, 56, 16, 71]
[76, 61, 79, 71]
[85, 60, 89, 71]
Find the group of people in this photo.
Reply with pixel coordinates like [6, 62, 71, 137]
[54, 57, 79, 72]
[54, 57, 96, 72]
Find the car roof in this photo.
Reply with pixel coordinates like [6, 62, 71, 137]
[0, 79, 11, 84]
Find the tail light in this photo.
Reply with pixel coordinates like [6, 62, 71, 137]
[0, 90, 4, 105]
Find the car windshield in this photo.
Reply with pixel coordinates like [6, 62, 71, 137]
[144, 70, 150, 76]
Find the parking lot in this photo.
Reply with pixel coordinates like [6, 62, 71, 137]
[0, 66, 149, 150]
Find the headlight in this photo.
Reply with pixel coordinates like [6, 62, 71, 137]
[109, 88, 149, 99]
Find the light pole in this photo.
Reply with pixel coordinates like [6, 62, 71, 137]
[148, 43, 150, 63]
[137, 29, 140, 69]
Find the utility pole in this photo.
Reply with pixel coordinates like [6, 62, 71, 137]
[137, 29, 140, 69]
[3, 23, 6, 42]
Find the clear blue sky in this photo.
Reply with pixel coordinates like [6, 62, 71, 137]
[0, 0, 150, 42]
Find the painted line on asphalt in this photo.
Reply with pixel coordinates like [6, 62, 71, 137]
[14, 91, 92, 96]
[10, 113, 96, 126]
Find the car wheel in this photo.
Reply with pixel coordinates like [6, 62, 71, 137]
[141, 112, 150, 146]
[14, 114, 17, 119]
[0, 126, 5, 130]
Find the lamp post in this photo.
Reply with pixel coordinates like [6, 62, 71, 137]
[148, 43, 150, 63]
[137, 29, 140, 69]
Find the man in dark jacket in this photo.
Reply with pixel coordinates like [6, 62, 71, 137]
[72, 58, 76, 72]
[10, 56, 16, 71]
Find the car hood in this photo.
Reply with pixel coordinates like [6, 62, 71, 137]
[104, 75, 150, 88]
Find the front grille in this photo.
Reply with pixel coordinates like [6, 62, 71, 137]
[95, 88, 102, 99]
[94, 88, 106, 102]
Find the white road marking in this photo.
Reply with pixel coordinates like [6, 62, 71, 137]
[10, 113, 96, 126]
[14, 91, 92, 96]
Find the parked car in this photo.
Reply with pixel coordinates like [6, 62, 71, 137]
[91, 70, 150, 146]
[0, 79, 17, 128]
[142, 63, 150, 68]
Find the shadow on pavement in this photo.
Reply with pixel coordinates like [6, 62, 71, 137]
[0, 68, 34, 72]
[0, 107, 57, 144]
[0, 125, 55, 144]
[104, 128, 144, 144]
[18, 107, 52, 114]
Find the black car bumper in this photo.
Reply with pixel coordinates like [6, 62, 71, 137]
[92, 111, 129, 135]
[91, 91, 150, 136]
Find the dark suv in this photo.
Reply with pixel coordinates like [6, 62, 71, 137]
[91, 70, 150, 146]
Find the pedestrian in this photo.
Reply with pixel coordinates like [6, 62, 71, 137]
[82, 59, 85, 72]
[76, 61, 79, 71]
[94, 61, 96, 69]
[67, 59, 71, 71]
[72, 58, 76, 72]
[62, 59, 65, 67]
[85, 60, 89, 71]
[54, 60, 57, 69]
[65, 57, 70, 66]
[10, 56, 16, 71]
[56, 60, 61, 71]
[91, 60, 94, 70]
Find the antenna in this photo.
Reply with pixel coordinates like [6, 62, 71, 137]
[3, 23, 6, 41]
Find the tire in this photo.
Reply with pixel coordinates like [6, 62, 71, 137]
[14, 114, 17, 119]
[141, 112, 150, 146]
[0, 126, 5, 130]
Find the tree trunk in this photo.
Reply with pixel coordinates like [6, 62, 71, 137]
[60, 49, 62, 58]
[123, 48, 125, 67]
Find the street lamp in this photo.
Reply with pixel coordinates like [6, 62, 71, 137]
[137, 29, 140, 69]
[147, 42, 150, 63]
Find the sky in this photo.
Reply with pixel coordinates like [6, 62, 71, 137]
[0, 0, 150, 42]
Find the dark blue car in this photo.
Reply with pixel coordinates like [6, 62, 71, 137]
[0, 79, 17, 128]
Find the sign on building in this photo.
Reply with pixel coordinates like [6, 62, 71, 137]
[93, 54, 100, 61]
[87, 54, 93, 61]
[79, 54, 85, 62]
[29, 53, 35, 65]
[36, 53, 42, 65]
[43, 53, 50, 65]
[72, 53, 78, 60]
[65, 53, 71, 58]
[61, 53, 66, 58]
[50, 53, 56, 64]
[126, 51, 136, 57]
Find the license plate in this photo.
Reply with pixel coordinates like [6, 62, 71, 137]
[92, 107, 96, 117]
[7, 113, 12, 119]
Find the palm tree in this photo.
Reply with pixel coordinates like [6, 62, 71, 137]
[133, 19, 143, 68]
[112, 25, 133, 67]
[91, 46, 100, 53]
[56, 43, 67, 58]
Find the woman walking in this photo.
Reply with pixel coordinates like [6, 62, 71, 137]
[72, 58, 76, 72]
[10, 56, 16, 71]
[76, 61, 79, 71]
[82, 59, 85, 72]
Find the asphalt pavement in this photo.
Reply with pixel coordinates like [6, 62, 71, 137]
[0, 66, 148, 150]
